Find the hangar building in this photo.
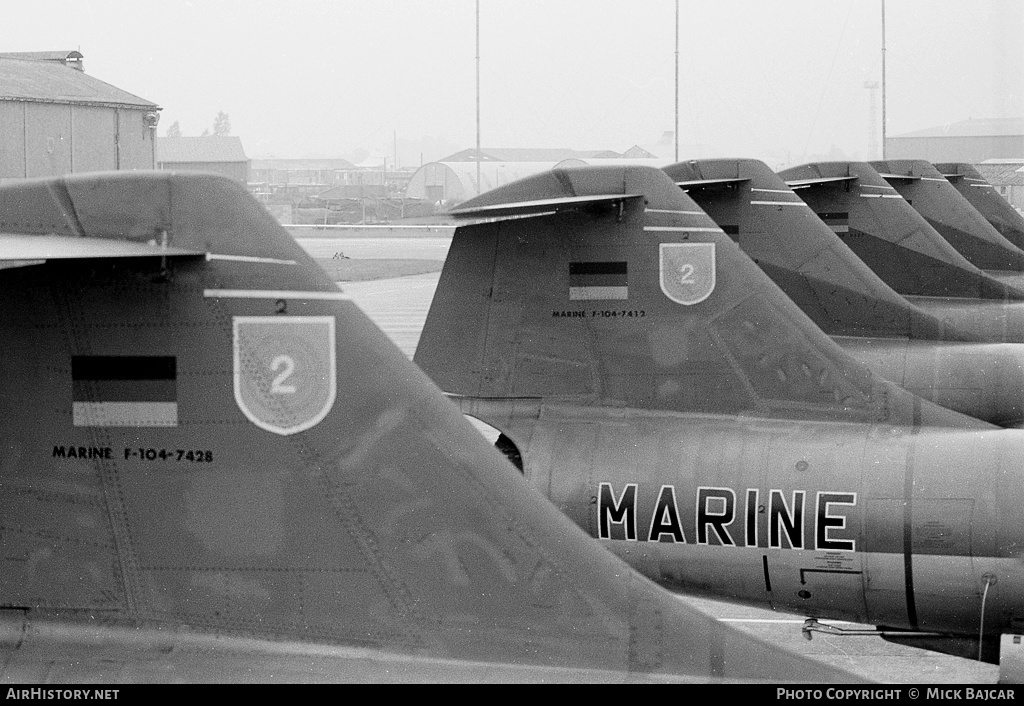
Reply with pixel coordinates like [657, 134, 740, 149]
[885, 117, 1024, 163]
[157, 136, 250, 184]
[0, 50, 160, 179]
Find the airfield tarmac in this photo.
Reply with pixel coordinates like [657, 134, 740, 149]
[306, 235, 1000, 684]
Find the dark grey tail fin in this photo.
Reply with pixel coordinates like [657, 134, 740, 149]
[935, 162, 1024, 251]
[664, 158, 973, 341]
[869, 159, 1024, 272]
[415, 165, 987, 430]
[0, 171, 856, 682]
[779, 161, 1024, 300]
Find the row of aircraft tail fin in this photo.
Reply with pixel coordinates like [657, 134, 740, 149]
[0, 171, 864, 683]
[5, 152, 1024, 682]
[411, 158, 1024, 683]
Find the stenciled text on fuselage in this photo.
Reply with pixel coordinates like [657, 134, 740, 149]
[597, 483, 857, 551]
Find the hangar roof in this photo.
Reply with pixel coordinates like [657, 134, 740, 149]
[0, 50, 84, 63]
[0, 56, 157, 109]
[158, 137, 249, 164]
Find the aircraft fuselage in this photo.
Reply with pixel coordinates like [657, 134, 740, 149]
[480, 404, 1024, 637]
[832, 337, 1024, 427]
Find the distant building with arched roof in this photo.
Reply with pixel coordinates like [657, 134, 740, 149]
[405, 153, 671, 204]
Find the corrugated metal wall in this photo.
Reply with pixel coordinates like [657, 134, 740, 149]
[0, 101, 155, 178]
[886, 135, 1024, 163]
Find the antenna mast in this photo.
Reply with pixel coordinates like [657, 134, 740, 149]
[476, 0, 481, 193]
[675, 0, 679, 162]
[881, 0, 887, 159]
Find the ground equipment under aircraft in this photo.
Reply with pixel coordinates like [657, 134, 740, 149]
[0, 170, 858, 684]
[414, 164, 1024, 681]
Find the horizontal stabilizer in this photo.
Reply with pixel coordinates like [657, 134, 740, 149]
[674, 177, 749, 189]
[875, 173, 921, 181]
[784, 175, 858, 189]
[0, 170, 325, 283]
[0, 232, 206, 261]
[449, 193, 643, 220]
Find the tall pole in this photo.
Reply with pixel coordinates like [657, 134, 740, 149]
[864, 81, 880, 158]
[476, 0, 481, 193]
[674, 0, 679, 162]
[881, 0, 887, 159]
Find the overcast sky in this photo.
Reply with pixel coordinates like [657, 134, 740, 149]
[4, 1, 1022, 167]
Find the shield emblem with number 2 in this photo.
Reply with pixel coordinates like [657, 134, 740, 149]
[659, 242, 716, 305]
[233, 316, 337, 435]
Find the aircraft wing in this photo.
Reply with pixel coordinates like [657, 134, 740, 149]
[783, 175, 858, 189]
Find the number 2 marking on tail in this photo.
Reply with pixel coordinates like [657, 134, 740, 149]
[679, 263, 695, 285]
[270, 355, 297, 394]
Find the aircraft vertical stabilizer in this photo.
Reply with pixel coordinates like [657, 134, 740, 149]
[934, 162, 1024, 252]
[780, 162, 1024, 300]
[415, 165, 987, 430]
[0, 171, 860, 683]
[664, 158, 974, 341]
[869, 159, 1024, 272]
